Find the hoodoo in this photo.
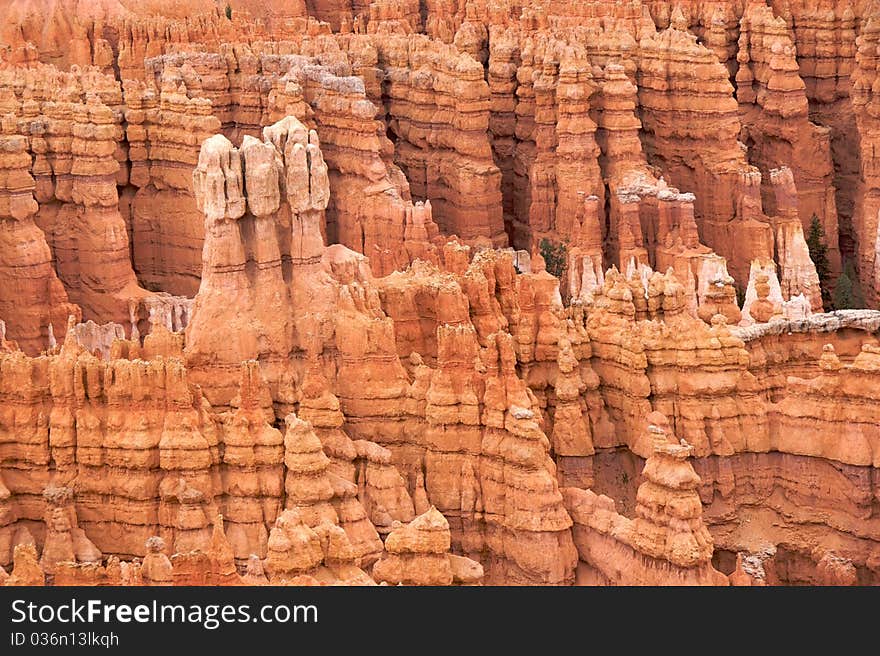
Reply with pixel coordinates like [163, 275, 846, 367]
[0, 0, 878, 587]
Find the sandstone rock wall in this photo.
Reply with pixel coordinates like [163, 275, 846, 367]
[375, 34, 505, 245]
[0, 115, 79, 354]
[564, 412, 728, 586]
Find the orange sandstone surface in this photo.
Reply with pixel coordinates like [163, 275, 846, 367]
[0, 0, 879, 586]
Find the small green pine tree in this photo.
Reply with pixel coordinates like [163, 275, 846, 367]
[805, 214, 832, 309]
[840, 260, 865, 309]
[225, 3, 232, 20]
[833, 269, 854, 309]
[539, 238, 568, 278]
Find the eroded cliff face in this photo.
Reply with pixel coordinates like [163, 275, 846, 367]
[1, 0, 880, 586]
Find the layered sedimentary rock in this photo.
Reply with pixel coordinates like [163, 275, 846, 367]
[853, 4, 880, 303]
[185, 116, 327, 408]
[417, 327, 578, 584]
[38, 485, 101, 576]
[167, 515, 242, 585]
[377, 34, 506, 245]
[122, 72, 222, 296]
[283, 412, 398, 563]
[4, 543, 43, 586]
[376, 246, 616, 582]
[0, 320, 224, 563]
[372, 507, 484, 585]
[2, 0, 880, 589]
[564, 412, 727, 585]
[0, 0, 870, 297]
[768, 167, 824, 311]
[296, 357, 385, 563]
[141, 43, 443, 276]
[0, 65, 143, 326]
[183, 113, 581, 583]
[265, 508, 374, 584]
[0, 61, 200, 349]
[221, 361, 283, 560]
[0, 116, 79, 354]
[638, 23, 774, 287]
[736, 2, 840, 274]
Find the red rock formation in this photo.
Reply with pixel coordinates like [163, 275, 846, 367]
[141, 536, 173, 585]
[564, 412, 727, 585]
[284, 413, 363, 544]
[512, 38, 604, 248]
[0, 62, 199, 345]
[0, 1, 221, 69]
[13, 66, 143, 325]
[769, 167, 824, 311]
[746, 271, 784, 324]
[2, 0, 880, 589]
[372, 506, 484, 585]
[852, 5, 880, 303]
[729, 550, 772, 586]
[123, 73, 221, 296]
[0, 319, 224, 563]
[419, 327, 578, 583]
[221, 362, 282, 560]
[585, 267, 762, 461]
[265, 508, 374, 584]
[141, 39, 442, 277]
[737, 5, 840, 265]
[638, 23, 771, 286]
[185, 116, 324, 408]
[565, 195, 605, 303]
[0, 115, 79, 353]
[366, 0, 421, 35]
[377, 34, 505, 246]
[38, 485, 101, 575]
[352, 439, 415, 537]
[169, 515, 243, 585]
[4, 543, 44, 586]
[296, 357, 385, 564]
